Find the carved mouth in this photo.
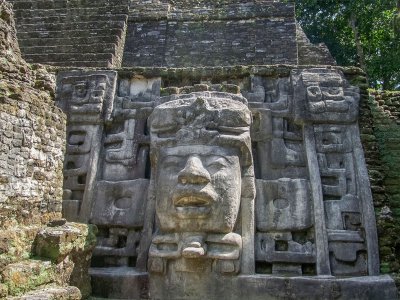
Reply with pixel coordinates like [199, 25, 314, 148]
[172, 190, 214, 218]
[174, 196, 210, 207]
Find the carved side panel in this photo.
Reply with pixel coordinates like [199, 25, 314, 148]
[101, 77, 157, 181]
[56, 71, 117, 222]
[248, 77, 307, 180]
[90, 77, 160, 269]
[292, 68, 379, 276]
[314, 124, 367, 276]
[246, 76, 315, 275]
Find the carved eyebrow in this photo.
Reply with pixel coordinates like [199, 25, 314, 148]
[213, 126, 249, 135]
[152, 126, 177, 138]
[162, 156, 182, 163]
[151, 125, 177, 133]
[206, 157, 229, 167]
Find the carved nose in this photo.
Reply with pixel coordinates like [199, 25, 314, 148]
[178, 156, 211, 184]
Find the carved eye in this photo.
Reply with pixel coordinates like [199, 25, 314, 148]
[207, 158, 228, 173]
[323, 87, 343, 98]
[306, 86, 322, 102]
[307, 86, 321, 96]
[328, 87, 341, 95]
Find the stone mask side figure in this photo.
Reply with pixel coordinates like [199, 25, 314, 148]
[147, 91, 255, 278]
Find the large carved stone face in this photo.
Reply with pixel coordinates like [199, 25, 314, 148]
[155, 145, 241, 233]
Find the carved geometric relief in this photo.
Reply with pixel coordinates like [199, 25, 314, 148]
[103, 119, 150, 181]
[148, 232, 242, 275]
[92, 227, 142, 268]
[314, 125, 356, 201]
[56, 71, 118, 223]
[66, 126, 95, 154]
[62, 125, 99, 220]
[251, 110, 307, 180]
[328, 231, 367, 276]
[292, 69, 360, 123]
[255, 232, 315, 275]
[244, 76, 290, 112]
[256, 179, 313, 231]
[57, 71, 117, 123]
[270, 117, 305, 169]
[324, 195, 361, 231]
[91, 179, 149, 228]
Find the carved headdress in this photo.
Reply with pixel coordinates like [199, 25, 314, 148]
[149, 91, 253, 168]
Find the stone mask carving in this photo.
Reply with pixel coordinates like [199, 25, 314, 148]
[149, 92, 254, 234]
[155, 145, 241, 232]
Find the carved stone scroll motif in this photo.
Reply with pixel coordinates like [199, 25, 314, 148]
[56, 71, 117, 222]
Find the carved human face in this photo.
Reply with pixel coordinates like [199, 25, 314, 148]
[155, 145, 241, 233]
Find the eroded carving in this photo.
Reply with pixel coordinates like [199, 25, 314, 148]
[292, 69, 360, 123]
[148, 91, 255, 277]
[57, 71, 117, 222]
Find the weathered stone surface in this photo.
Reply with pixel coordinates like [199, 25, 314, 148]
[52, 67, 397, 298]
[7, 0, 129, 67]
[297, 24, 337, 66]
[7, 285, 81, 300]
[35, 223, 97, 263]
[0, 3, 96, 299]
[3, 0, 400, 297]
[360, 90, 400, 289]
[0, 0, 65, 229]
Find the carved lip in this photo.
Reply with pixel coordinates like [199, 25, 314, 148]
[174, 196, 210, 207]
[172, 190, 214, 218]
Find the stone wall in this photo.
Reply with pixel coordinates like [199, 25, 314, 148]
[7, 0, 130, 67]
[0, 0, 65, 230]
[7, 0, 298, 68]
[0, 1, 96, 298]
[360, 90, 400, 288]
[123, 0, 298, 67]
[297, 24, 336, 66]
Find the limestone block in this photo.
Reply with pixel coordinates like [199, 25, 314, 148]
[34, 223, 97, 263]
[256, 178, 313, 231]
[6, 285, 81, 300]
[91, 180, 149, 228]
[2, 260, 56, 296]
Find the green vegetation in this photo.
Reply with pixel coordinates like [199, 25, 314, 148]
[296, 0, 400, 90]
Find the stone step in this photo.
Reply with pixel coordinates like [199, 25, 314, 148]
[17, 20, 126, 33]
[21, 43, 118, 55]
[1, 259, 57, 296]
[13, 14, 127, 25]
[23, 52, 114, 62]
[39, 60, 113, 67]
[6, 285, 81, 300]
[90, 267, 149, 299]
[16, 28, 125, 39]
[18, 35, 121, 47]
[10, 0, 129, 11]
[12, 6, 129, 19]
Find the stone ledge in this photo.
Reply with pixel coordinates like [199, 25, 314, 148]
[150, 274, 398, 300]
